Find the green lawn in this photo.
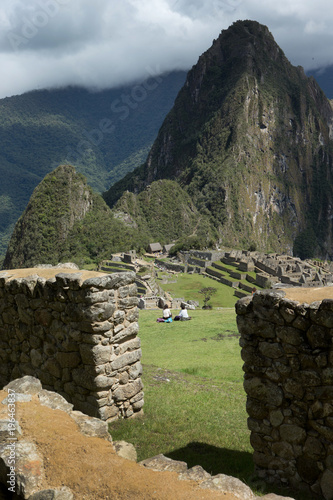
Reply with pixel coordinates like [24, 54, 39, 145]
[109, 309, 304, 498]
[110, 309, 252, 477]
[157, 272, 241, 307]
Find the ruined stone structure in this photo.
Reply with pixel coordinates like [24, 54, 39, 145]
[236, 290, 333, 499]
[0, 270, 143, 422]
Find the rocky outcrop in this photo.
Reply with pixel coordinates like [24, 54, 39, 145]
[140, 454, 294, 500]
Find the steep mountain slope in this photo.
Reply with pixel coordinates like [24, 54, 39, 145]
[0, 71, 186, 258]
[3, 165, 143, 269]
[113, 179, 216, 247]
[104, 20, 333, 258]
[4, 165, 214, 269]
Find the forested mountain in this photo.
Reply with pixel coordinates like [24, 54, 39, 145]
[3, 165, 143, 269]
[0, 71, 186, 258]
[4, 165, 215, 269]
[105, 20, 333, 259]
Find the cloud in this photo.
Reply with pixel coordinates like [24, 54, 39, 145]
[0, 0, 332, 98]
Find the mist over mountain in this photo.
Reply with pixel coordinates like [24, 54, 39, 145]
[308, 65, 333, 99]
[0, 71, 186, 258]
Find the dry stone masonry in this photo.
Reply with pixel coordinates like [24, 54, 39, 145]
[0, 270, 143, 422]
[236, 290, 333, 499]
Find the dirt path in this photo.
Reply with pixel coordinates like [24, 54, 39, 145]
[0, 267, 108, 281]
[0, 392, 238, 500]
[283, 286, 333, 303]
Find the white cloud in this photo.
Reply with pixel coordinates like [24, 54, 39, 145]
[0, 0, 332, 98]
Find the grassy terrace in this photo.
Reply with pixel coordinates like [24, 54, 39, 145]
[157, 271, 239, 308]
[110, 309, 306, 499]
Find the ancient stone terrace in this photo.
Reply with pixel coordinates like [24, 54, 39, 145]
[188, 250, 333, 291]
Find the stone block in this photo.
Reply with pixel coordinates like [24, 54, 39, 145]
[280, 424, 306, 444]
[259, 342, 284, 359]
[83, 289, 114, 305]
[129, 362, 143, 380]
[55, 351, 81, 369]
[29, 487, 74, 500]
[1, 440, 44, 498]
[79, 344, 112, 365]
[243, 377, 283, 406]
[178, 465, 211, 482]
[116, 338, 141, 356]
[307, 324, 330, 349]
[38, 389, 73, 413]
[98, 404, 119, 421]
[42, 358, 62, 379]
[320, 470, 333, 500]
[200, 473, 255, 500]
[276, 326, 303, 345]
[112, 322, 139, 344]
[113, 440, 137, 461]
[4, 376, 42, 395]
[113, 379, 143, 402]
[118, 297, 138, 309]
[94, 375, 117, 389]
[30, 349, 43, 368]
[132, 399, 144, 411]
[70, 410, 112, 440]
[111, 349, 142, 371]
[140, 454, 187, 473]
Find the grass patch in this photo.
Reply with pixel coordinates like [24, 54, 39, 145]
[109, 309, 307, 499]
[110, 309, 251, 477]
[157, 272, 239, 307]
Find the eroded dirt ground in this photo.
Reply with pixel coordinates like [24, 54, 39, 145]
[0, 392, 239, 500]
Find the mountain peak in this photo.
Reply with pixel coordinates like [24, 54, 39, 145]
[104, 20, 333, 258]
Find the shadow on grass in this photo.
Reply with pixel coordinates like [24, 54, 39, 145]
[166, 441, 253, 479]
[166, 442, 307, 499]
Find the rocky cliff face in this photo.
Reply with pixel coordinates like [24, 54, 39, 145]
[104, 20, 333, 258]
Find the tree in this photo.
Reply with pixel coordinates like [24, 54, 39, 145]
[199, 287, 217, 309]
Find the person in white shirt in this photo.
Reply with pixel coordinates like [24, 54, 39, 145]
[175, 304, 191, 321]
[178, 305, 189, 318]
[163, 305, 172, 319]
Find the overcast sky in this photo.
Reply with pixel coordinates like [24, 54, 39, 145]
[0, 0, 332, 98]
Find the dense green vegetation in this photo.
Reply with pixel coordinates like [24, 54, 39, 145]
[110, 309, 306, 499]
[4, 166, 219, 269]
[0, 71, 186, 258]
[114, 179, 217, 247]
[3, 165, 149, 269]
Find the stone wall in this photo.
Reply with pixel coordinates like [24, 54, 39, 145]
[154, 259, 187, 273]
[236, 290, 333, 499]
[0, 270, 143, 422]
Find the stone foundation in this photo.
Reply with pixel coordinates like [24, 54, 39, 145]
[0, 270, 143, 422]
[236, 290, 333, 499]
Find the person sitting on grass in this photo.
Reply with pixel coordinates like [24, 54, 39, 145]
[174, 304, 191, 321]
[156, 304, 173, 323]
[163, 304, 172, 320]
